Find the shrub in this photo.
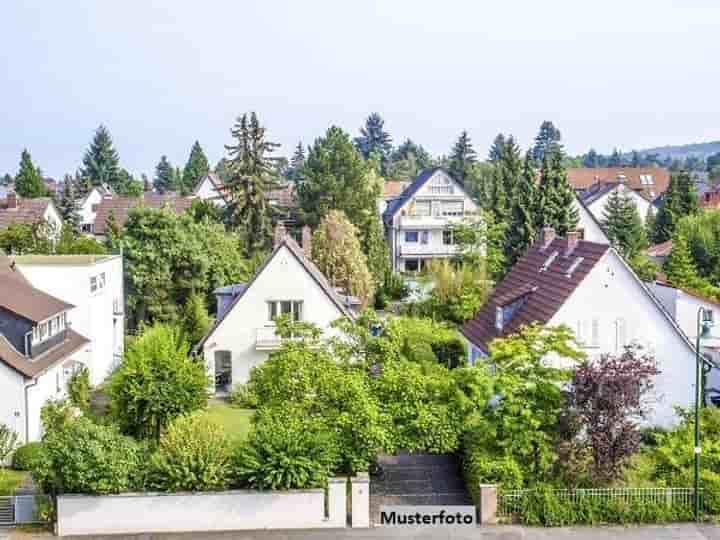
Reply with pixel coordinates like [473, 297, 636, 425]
[431, 337, 466, 369]
[0, 423, 19, 465]
[40, 399, 76, 432]
[33, 417, 144, 495]
[464, 452, 524, 501]
[67, 367, 91, 412]
[148, 414, 231, 492]
[232, 408, 338, 490]
[230, 383, 258, 409]
[12, 442, 44, 471]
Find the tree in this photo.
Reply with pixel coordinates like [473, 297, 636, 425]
[154, 155, 176, 193]
[180, 292, 212, 346]
[354, 112, 392, 169]
[109, 323, 208, 441]
[286, 141, 306, 184]
[488, 134, 506, 162]
[0, 223, 53, 255]
[312, 210, 374, 305]
[664, 232, 699, 287]
[535, 151, 579, 235]
[57, 175, 81, 228]
[653, 171, 699, 243]
[608, 148, 623, 167]
[448, 131, 477, 183]
[603, 189, 647, 259]
[80, 125, 121, 188]
[583, 149, 599, 168]
[0, 424, 19, 466]
[532, 121, 562, 163]
[14, 149, 46, 198]
[566, 346, 659, 484]
[506, 152, 538, 265]
[391, 139, 433, 170]
[181, 141, 209, 195]
[224, 112, 280, 255]
[1, 173, 12, 186]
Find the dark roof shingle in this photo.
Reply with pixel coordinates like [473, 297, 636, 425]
[0, 329, 90, 378]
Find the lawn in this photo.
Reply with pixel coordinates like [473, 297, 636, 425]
[0, 469, 27, 495]
[201, 403, 255, 442]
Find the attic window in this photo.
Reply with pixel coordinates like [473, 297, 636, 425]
[495, 307, 504, 331]
[540, 251, 559, 273]
[566, 256, 585, 278]
[640, 174, 654, 185]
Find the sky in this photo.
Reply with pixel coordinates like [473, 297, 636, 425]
[1, 0, 718, 179]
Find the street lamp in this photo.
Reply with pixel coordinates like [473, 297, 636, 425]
[694, 307, 715, 521]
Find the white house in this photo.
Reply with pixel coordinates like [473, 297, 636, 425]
[382, 168, 480, 272]
[79, 184, 114, 234]
[578, 181, 655, 225]
[14, 254, 125, 386]
[0, 257, 91, 442]
[0, 193, 63, 241]
[461, 228, 698, 428]
[194, 173, 228, 207]
[196, 226, 357, 392]
[574, 195, 609, 244]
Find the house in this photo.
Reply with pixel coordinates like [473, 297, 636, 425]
[14, 254, 125, 386]
[194, 173, 228, 207]
[700, 189, 720, 210]
[0, 257, 91, 442]
[378, 180, 410, 215]
[567, 167, 670, 201]
[266, 183, 299, 225]
[461, 227, 699, 427]
[196, 225, 357, 392]
[574, 195, 609, 244]
[646, 240, 673, 266]
[92, 193, 195, 238]
[79, 184, 114, 234]
[382, 168, 480, 272]
[578, 181, 655, 225]
[0, 192, 63, 240]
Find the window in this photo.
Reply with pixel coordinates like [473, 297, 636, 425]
[441, 201, 464, 216]
[405, 259, 424, 272]
[414, 201, 431, 216]
[40, 322, 48, 341]
[90, 276, 98, 294]
[267, 300, 303, 322]
[495, 307, 504, 331]
[420, 231, 429, 244]
[442, 230, 455, 245]
[640, 174, 654, 186]
[405, 231, 419, 243]
[99, 272, 106, 289]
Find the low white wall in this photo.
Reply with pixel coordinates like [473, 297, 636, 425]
[57, 478, 348, 536]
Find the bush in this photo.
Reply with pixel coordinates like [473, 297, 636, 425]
[431, 337, 466, 369]
[33, 417, 145, 495]
[40, 399, 76, 432]
[0, 423, 19, 464]
[67, 367, 91, 412]
[464, 453, 524, 500]
[12, 442, 44, 471]
[232, 408, 339, 490]
[230, 383, 258, 409]
[148, 414, 231, 492]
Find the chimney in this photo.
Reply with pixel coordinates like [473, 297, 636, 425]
[6, 191, 17, 209]
[273, 222, 287, 248]
[564, 231, 580, 257]
[301, 225, 312, 259]
[540, 227, 555, 249]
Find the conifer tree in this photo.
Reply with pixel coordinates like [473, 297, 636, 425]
[81, 125, 121, 188]
[14, 150, 47, 198]
[488, 134, 505, 162]
[182, 141, 209, 195]
[532, 121, 562, 163]
[664, 232, 699, 287]
[506, 152, 538, 265]
[535, 151, 578, 235]
[644, 206, 656, 243]
[448, 131, 477, 183]
[354, 113, 393, 168]
[603, 189, 647, 259]
[154, 156, 176, 193]
[652, 171, 699, 243]
[224, 112, 280, 255]
[58, 175, 81, 229]
[141, 174, 152, 192]
[287, 142, 306, 184]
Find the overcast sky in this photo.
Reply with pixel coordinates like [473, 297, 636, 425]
[1, 0, 718, 178]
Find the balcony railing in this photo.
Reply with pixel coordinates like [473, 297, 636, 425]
[399, 244, 459, 257]
[255, 326, 322, 351]
[398, 212, 480, 228]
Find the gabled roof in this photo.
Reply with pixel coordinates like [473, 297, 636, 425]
[580, 181, 653, 206]
[461, 236, 610, 352]
[647, 240, 673, 258]
[0, 329, 89, 378]
[194, 173, 228, 199]
[266, 183, 298, 208]
[196, 235, 354, 351]
[568, 167, 670, 195]
[0, 197, 55, 229]
[382, 168, 469, 226]
[93, 194, 195, 234]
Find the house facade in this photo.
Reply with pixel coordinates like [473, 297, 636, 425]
[194, 173, 228, 207]
[197, 227, 356, 392]
[0, 257, 91, 442]
[574, 195, 609, 244]
[567, 167, 670, 201]
[0, 193, 63, 241]
[461, 228, 698, 428]
[79, 185, 114, 234]
[382, 168, 479, 272]
[15, 254, 125, 386]
[579, 181, 655, 225]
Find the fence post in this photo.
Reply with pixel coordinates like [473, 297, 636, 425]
[350, 473, 370, 528]
[327, 477, 347, 527]
[666, 488, 672, 508]
[478, 484, 498, 525]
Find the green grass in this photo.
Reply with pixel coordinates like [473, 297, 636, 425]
[202, 403, 255, 442]
[0, 469, 27, 495]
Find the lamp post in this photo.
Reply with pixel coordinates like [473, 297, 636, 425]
[694, 307, 715, 521]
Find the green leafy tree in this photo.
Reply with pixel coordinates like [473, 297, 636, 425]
[532, 121, 563, 163]
[354, 112, 393, 171]
[109, 323, 208, 441]
[603, 189, 648, 259]
[181, 141, 210, 194]
[14, 149, 46, 198]
[0, 223, 53, 255]
[180, 292, 212, 346]
[153, 155, 176, 193]
[56, 229, 108, 255]
[0, 424, 19, 467]
[506, 152, 538, 265]
[81, 125, 121, 188]
[286, 141, 306, 184]
[224, 112, 280, 255]
[448, 130, 477, 183]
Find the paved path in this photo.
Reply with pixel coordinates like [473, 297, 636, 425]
[5, 524, 720, 540]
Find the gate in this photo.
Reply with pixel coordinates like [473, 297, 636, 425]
[0, 495, 48, 526]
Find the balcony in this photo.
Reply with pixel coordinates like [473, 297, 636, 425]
[399, 244, 459, 257]
[255, 326, 283, 350]
[398, 212, 480, 229]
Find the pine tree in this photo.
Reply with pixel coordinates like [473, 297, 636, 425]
[81, 125, 121, 188]
[644, 206, 656, 242]
[1, 174, 12, 186]
[448, 131, 477, 183]
[532, 121, 562, 163]
[182, 141, 209, 195]
[14, 149, 46, 198]
[583, 149, 599, 168]
[603, 188, 647, 259]
[354, 113, 392, 167]
[141, 174, 152, 192]
[506, 152, 538, 265]
[154, 156, 176, 193]
[608, 148, 623, 167]
[535, 151, 578, 235]
[664, 232, 699, 287]
[287, 142, 306, 184]
[58, 175, 81, 229]
[652, 171, 699, 243]
[488, 134, 506, 162]
[105, 210, 121, 249]
[224, 112, 280, 255]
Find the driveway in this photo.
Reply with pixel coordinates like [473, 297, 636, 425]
[6, 524, 720, 540]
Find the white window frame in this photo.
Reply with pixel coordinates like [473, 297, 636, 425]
[267, 300, 303, 323]
[405, 231, 419, 243]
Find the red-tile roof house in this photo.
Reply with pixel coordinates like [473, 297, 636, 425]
[93, 194, 195, 235]
[0, 193, 63, 236]
[567, 167, 670, 200]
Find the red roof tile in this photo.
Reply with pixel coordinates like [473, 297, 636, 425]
[567, 167, 670, 197]
[93, 194, 195, 234]
[0, 197, 53, 229]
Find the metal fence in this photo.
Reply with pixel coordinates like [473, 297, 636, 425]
[498, 487, 699, 518]
[0, 495, 49, 526]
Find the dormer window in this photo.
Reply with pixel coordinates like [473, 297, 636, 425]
[495, 307, 504, 331]
[31, 312, 67, 346]
[540, 251, 559, 273]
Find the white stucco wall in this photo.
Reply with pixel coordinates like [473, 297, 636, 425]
[586, 184, 654, 225]
[42, 203, 63, 241]
[79, 189, 103, 230]
[57, 480, 348, 536]
[195, 177, 226, 207]
[551, 250, 696, 428]
[202, 245, 348, 387]
[574, 197, 609, 245]
[17, 256, 125, 386]
[0, 362, 26, 442]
